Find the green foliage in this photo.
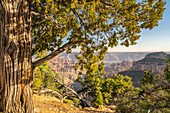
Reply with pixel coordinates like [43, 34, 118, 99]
[94, 91, 103, 106]
[33, 51, 61, 91]
[102, 75, 134, 104]
[31, 1, 166, 80]
[137, 75, 169, 113]
[63, 97, 80, 107]
[72, 98, 80, 107]
[141, 70, 154, 85]
[31, 0, 166, 110]
[75, 47, 106, 105]
[116, 60, 170, 113]
[32, 0, 166, 56]
[63, 99, 74, 106]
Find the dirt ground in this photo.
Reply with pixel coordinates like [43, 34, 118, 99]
[33, 95, 115, 113]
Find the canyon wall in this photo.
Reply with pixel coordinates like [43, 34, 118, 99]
[118, 52, 170, 87]
[48, 52, 170, 87]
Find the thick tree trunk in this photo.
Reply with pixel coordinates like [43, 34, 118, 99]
[0, 0, 33, 112]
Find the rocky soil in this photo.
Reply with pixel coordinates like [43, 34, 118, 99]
[33, 95, 115, 113]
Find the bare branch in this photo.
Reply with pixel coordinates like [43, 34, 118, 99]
[32, 41, 83, 67]
[53, 77, 91, 107]
[31, 11, 48, 19]
[31, 11, 42, 17]
[33, 88, 63, 100]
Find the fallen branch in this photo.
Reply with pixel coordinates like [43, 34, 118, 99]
[52, 77, 91, 107]
[33, 88, 63, 101]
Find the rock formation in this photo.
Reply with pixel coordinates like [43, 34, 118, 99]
[118, 52, 170, 87]
[104, 61, 133, 78]
[131, 52, 170, 74]
[49, 56, 78, 85]
[48, 52, 170, 87]
[57, 52, 148, 67]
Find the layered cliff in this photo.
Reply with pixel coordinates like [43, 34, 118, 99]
[118, 52, 170, 87]
[58, 52, 148, 67]
[48, 52, 147, 84]
[49, 56, 78, 85]
[48, 52, 170, 87]
[104, 61, 133, 78]
[131, 52, 170, 74]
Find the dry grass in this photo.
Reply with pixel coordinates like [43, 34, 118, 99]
[33, 94, 115, 113]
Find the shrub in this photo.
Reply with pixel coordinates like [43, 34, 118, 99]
[63, 99, 73, 106]
[94, 91, 103, 106]
[72, 98, 80, 107]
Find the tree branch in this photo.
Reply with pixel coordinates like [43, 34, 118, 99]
[53, 77, 91, 107]
[31, 11, 43, 17]
[32, 11, 51, 20]
[32, 41, 83, 68]
[100, 0, 113, 6]
[71, 9, 84, 26]
[131, 82, 170, 100]
[33, 88, 63, 100]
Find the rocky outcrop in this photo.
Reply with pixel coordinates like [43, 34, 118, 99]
[131, 52, 170, 74]
[48, 52, 147, 84]
[118, 52, 170, 87]
[48, 52, 170, 87]
[104, 52, 148, 63]
[104, 61, 133, 78]
[49, 56, 78, 85]
[118, 70, 144, 87]
[49, 56, 77, 72]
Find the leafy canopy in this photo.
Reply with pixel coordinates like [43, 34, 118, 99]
[32, 0, 165, 56]
[32, 0, 166, 87]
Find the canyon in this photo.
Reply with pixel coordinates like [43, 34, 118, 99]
[48, 52, 170, 87]
[118, 52, 170, 86]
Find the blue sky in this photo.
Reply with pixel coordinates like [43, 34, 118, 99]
[109, 0, 170, 52]
[72, 0, 170, 52]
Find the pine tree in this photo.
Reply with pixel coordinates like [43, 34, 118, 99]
[94, 91, 103, 106]
[75, 49, 106, 106]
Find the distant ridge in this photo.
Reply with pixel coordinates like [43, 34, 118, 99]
[118, 52, 170, 87]
[58, 52, 149, 66]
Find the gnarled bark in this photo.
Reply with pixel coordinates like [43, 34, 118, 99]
[0, 0, 33, 112]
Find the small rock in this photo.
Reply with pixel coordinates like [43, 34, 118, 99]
[34, 108, 40, 113]
[108, 105, 116, 110]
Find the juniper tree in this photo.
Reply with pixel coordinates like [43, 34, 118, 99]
[0, 0, 166, 112]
